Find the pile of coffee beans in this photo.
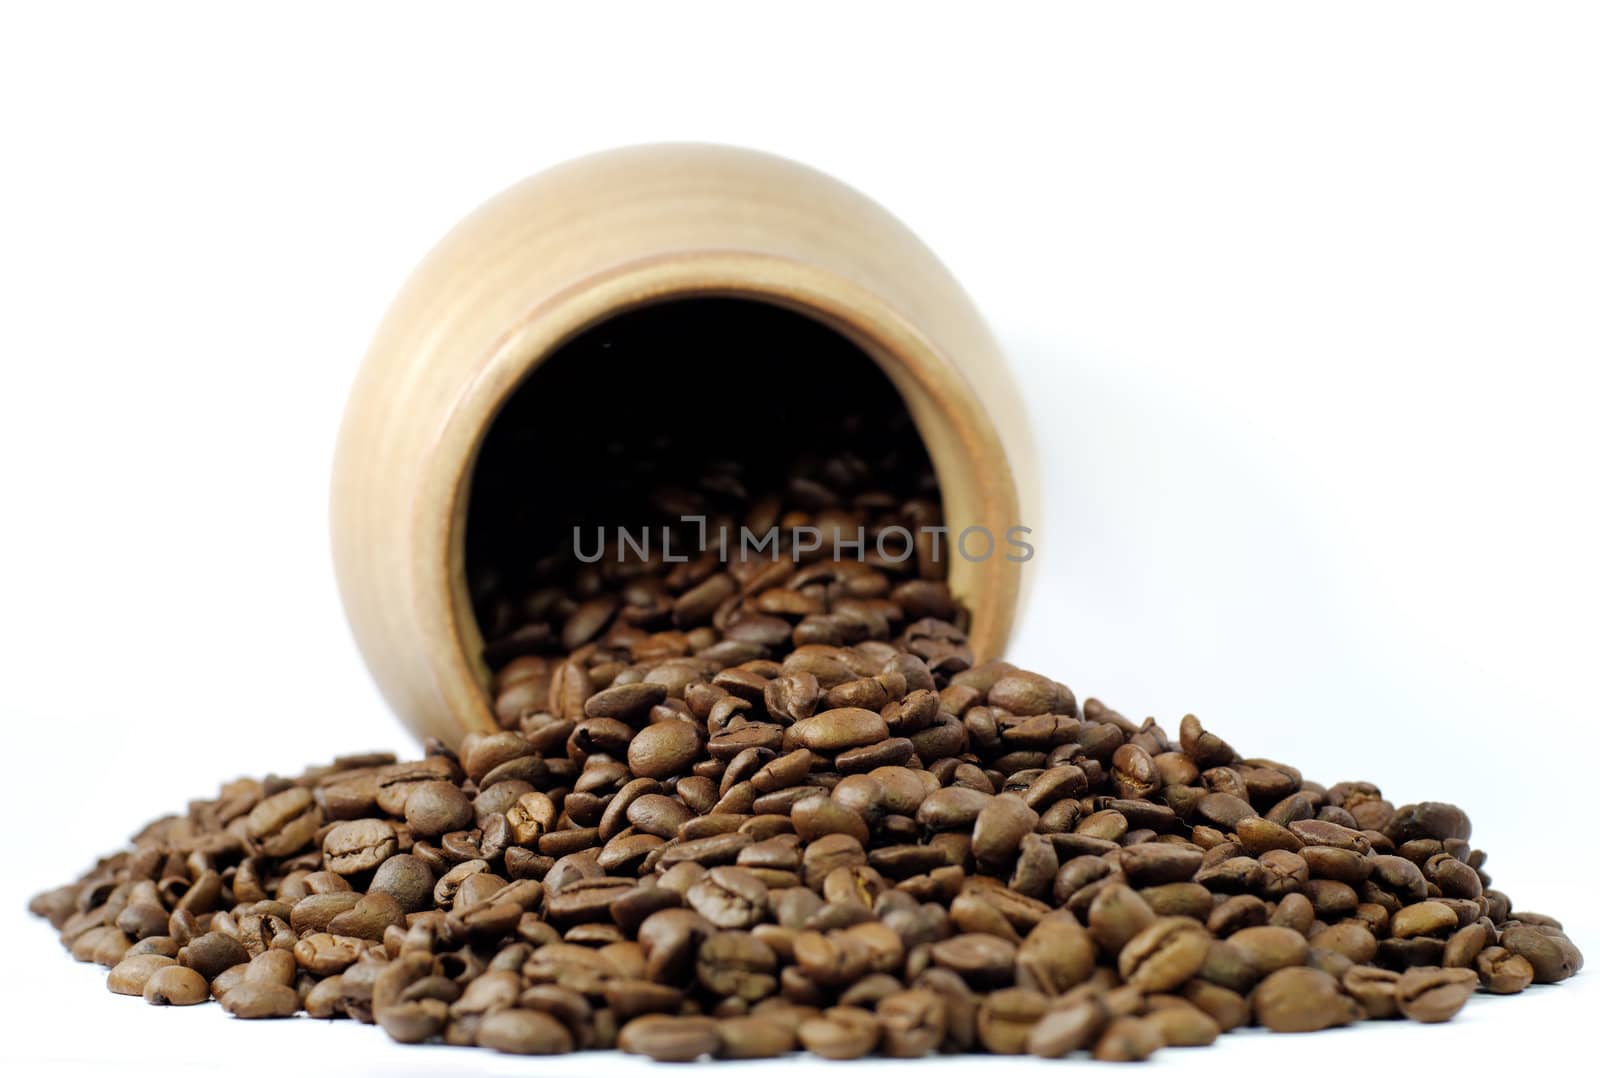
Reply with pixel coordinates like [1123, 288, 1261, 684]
[28, 396, 1582, 1060]
[30, 628, 1583, 1058]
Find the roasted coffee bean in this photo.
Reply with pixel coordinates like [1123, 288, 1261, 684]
[876, 988, 947, 1057]
[379, 998, 450, 1043]
[1144, 998, 1220, 1046]
[1500, 924, 1579, 983]
[603, 979, 684, 1022]
[479, 1008, 577, 1054]
[1385, 802, 1472, 844]
[1087, 884, 1155, 955]
[799, 1006, 880, 1059]
[976, 986, 1047, 1053]
[107, 953, 176, 995]
[404, 781, 475, 837]
[1015, 914, 1096, 994]
[323, 819, 398, 875]
[1092, 1016, 1162, 1062]
[697, 930, 779, 1001]
[1343, 966, 1402, 1018]
[142, 965, 209, 1006]
[1475, 945, 1535, 994]
[586, 681, 667, 720]
[1229, 925, 1309, 975]
[619, 1014, 721, 1062]
[792, 929, 871, 987]
[628, 720, 703, 779]
[971, 794, 1038, 869]
[788, 709, 891, 753]
[1392, 900, 1459, 939]
[1118, 917, 1211, 992]
[368, 855, 435, 912]
[1441, 920, 1492, 968]
[1310, 922, 1378, 964]
[1117, 843, 1204, 886]
[1027, 998, 1105, 1057]
[929, 934, 1016, 988]
[716, 1014, 797, 1059]
[220, 981, 301, 1019]
[1254, 967, 1361, 1032]
[176, 931, 250, 981]
[1395, 966, 1479, 1022]
[793, 796, 869, 845]
[248, 787, 323, 858]
[625, 793, 694, 839]
[326, 892, 405, 940]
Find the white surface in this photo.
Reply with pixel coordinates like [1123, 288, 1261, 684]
[1, 1, 1596, 1074]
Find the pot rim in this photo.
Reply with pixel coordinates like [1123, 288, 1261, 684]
[417, 248, 1022, 737]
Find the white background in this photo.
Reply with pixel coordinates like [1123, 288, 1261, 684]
[1, 2, 1594, 1074]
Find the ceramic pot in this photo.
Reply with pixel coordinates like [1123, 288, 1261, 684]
[332, 143, 1034, 746]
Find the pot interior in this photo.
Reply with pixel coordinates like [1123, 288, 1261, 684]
[462, 297, 953, 681]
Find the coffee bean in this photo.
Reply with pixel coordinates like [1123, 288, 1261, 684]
[505, 791, 557, 846]
[697, 930, 778, 1001]
[326, 892, 405, 940]
[685, 867, 769, 928]
[969, 986, 1043, 1054]
[293, 932, 370, 976]
[788, 709, 891, 753]
[1117, 843, 1204, 886]
[1228, 925, 1309, 974]
[479, 1008, 576, 1054]
[799, 1006, 880, 1059]
[971, 794, 1039, 869]
[1255, 967, 1361, 1032]
[1118, 917, 1211, 992]
[1475, 945, 1535, 994]
[379, 998, 450, 1043]
[323, 819, 398, 875]
[178, 932, 250, 981]
[1015, 914, 1096, 994]
[1310, 922, 1378, 964]
[107, 953, 176, 995]
[1395, 966, 1478, 1022]
[1392, 900, 1459, 939]
[792, 929, 871, 986]
[1026, 998, 1105, 1057]
[1087, 884, 1155, 955]
[247, 787, 322, 858]
[586, 681, 667, 720]
[1343, 965, 1402, 1018]
[368, 854, 435, 912]
[1385, 801, 1472, 844]
[404, 781, 474, 837]
[792, 796, 869, 845]
[716, 1015, 796, 1059]
[877, 988, 947, 1057]
[220, 981, 300, 1019]
[1092, 1016, 1161, 1062]
[1500, 924, 1579, 983]
[625, 793, 693, 839]
[628, 720, 703, 779]
[618, 1014, 720, 1062]
[929, 934, 1017, 988]
[244, 948, 298, 986]
[142, 965, 209, 1006]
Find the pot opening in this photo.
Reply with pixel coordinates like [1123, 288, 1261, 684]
[461, 296, 966, 723]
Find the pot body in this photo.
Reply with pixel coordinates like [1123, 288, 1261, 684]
[332, 143, 1035, 747]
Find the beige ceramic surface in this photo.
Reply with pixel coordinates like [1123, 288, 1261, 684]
[331, 143, 1035, 747]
